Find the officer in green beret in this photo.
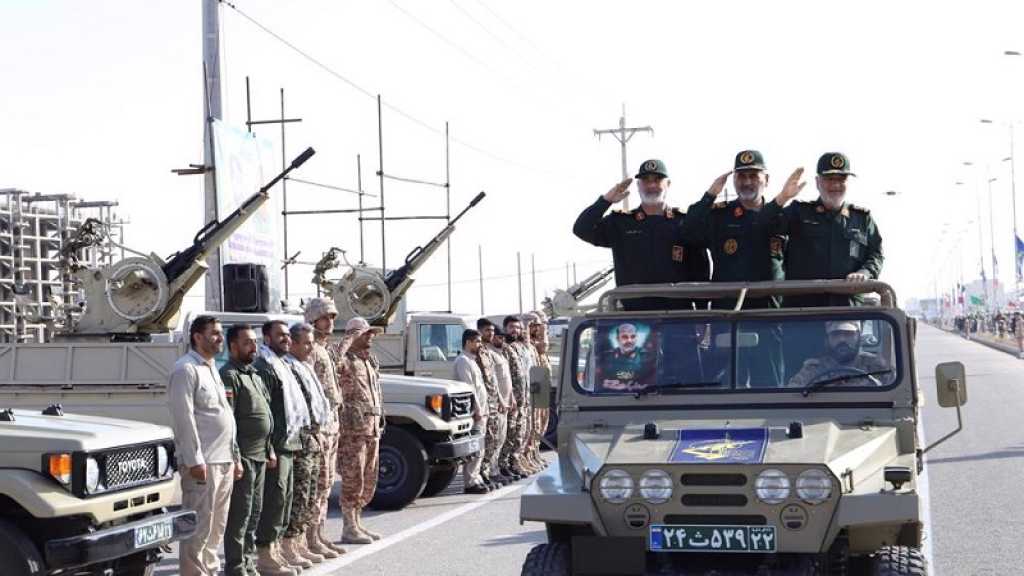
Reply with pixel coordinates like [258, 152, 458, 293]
[573, 159, 710, 311]
[760, 152, 884, 307]
[682, 150, 785, 386]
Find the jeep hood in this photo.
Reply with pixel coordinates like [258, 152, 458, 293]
[570, 419, 899, 482]
[0, 409, 173, 471]
[381, 374, 475, 404]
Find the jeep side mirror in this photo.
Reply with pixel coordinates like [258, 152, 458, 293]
[924, 361, 967, 454]
[935, 361, 967, 408]
[530, 365, 552, 409]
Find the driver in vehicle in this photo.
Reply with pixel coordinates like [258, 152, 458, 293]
[788, 320, 892, 388]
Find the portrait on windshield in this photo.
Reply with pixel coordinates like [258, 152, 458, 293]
[595, 322, 657, 392]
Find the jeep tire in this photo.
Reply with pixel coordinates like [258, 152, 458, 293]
[420, 464, 458, 498]
[0, 519, 45, 576]
[369, 426, 430, 510]
[521, 542, 570, 576]
[872, 545, 927, 576]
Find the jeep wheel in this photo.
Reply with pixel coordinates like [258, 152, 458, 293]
[871, 545, 926, 576]
[521, 542, 570, 576]
[420, 464, 458, 498]
[369, 427, 430, 510]
[0, 519, 45, 576]
[114, 550, 157, 576]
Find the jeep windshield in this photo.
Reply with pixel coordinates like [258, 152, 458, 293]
[572, 316, 899, 394]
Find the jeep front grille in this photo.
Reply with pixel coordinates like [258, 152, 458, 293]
[681, 493, 749, 507]
[448, 393, 474, 420]
[680, 473, 748, 486]
[664, 514, 767, 525]
[102, 445, 159, 490]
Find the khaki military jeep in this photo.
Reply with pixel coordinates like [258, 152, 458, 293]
[0, 406, 196, 575]
[520, 281, 966, 576]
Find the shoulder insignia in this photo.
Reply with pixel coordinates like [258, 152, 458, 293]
[847, 203, 870, 214]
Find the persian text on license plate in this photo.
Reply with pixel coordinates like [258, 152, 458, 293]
[649, 525, 776, 553]
[134, 518, 173, 549]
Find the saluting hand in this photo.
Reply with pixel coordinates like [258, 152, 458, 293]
[773, 168, 806, 206]
[602, 178, 633, 204]
[706, 171, 732, 198]
[846, 272, 869, 282]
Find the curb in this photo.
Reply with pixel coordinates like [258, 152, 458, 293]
[932, 325, 1022, 358]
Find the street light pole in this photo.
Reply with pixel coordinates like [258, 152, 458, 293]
[988, 170, 999, 308]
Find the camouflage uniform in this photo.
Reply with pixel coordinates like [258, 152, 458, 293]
[499, 341, 531, 472]
[284, 359, 324, 538]
[475, 349, 502, 479]
[311, 336, 343, 527]
[335, 338, 384, 511]
[787, 353, 891, 388]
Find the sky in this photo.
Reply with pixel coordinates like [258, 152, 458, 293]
[2, 0, 1024, 319]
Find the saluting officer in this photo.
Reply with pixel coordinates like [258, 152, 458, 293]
[573, 159, 710, 310]
[683, 149, 785, 308]
[761, 153, 884, 307]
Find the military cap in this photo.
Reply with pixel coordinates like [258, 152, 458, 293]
[304, 297, 338, 323]
[635, 158, 669, 179]
[826, 320, 861, 333]
[817, 152, 856, 176]
[734, 149, 766, 172]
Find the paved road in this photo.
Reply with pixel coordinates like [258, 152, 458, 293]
[153, 322, 1018, 575]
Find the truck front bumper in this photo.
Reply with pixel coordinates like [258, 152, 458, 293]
[45, 508, 197, 571]
[430, 431, 484, 460]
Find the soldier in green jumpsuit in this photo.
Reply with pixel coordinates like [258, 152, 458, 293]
[221, 324, 281, 576]
[683, 150, 786, 387]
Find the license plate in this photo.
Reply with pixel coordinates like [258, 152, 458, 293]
[650, 525, 776, 553]
[467, 438, 481, 453]
[134, 518, 173, 549]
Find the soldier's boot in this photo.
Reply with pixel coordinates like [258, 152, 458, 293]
[256, 544, 297, 576]
[305, 527, 339, 559]
[355, 508, 383, 541]
[341, 510, 373, 544]
[317, 526, 347, 555]
[269, 541, 299, 573]
[280, 537, 313, 570]
[293, 533, 325, 564]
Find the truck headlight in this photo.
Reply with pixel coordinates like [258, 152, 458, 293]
[85, 456, 103, 493]
[639, 469, 673, 504]
[157, 445, 171, 477]
[796, 469, 833, 504]
[754, 469, 791, 504]
[598, 469, 634, 503]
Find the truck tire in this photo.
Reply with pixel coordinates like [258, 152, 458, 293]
[872, 545, 926, 576]
[114, 550, 157, 576]
[0, 519, 45, 576]
[521, 542, 570, 576]
[369, 426, 430, 510]
[420, 464, 458, 498]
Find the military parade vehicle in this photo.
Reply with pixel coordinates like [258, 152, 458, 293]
[0, 406, 195, 575]
[520, 280, 966, 576]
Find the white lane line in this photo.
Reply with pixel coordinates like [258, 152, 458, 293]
[919, 412, 937, 576]
[302, 482, 529, 574]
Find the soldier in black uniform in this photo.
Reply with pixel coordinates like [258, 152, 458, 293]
[573, 159, 710, 311]
[683, 150, 786, 386]
[760, 152, 884, 307]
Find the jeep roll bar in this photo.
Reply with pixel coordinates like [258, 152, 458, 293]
[596, 280, 897, 312]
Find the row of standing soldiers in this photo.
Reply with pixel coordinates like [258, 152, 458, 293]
[167, 299, 386, 576]
[574, 150, 884, 308]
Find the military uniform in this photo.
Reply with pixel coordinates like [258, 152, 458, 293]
[760, 152, 884, 307]
[284, 355, 330, 541]
[475, 347, 504, 482]
[335, 329, 384, 524]
[573, 159, 711, 310]
[221, 359, 274, 576]
[310, 337, 342, 531]
[498, 341, 529, 475]
[787, 352, 892, 388]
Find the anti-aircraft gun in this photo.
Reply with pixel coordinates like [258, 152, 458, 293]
[542, 265, 614, 319]
[59, 147, 316, 338]
[313, 191, 485, 327]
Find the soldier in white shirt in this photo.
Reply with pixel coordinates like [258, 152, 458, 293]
[453, 329, 490, 494]
[167, 316, 242, 576]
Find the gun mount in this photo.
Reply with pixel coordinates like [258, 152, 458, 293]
[61, 147, 316, 337]
[313, 191, 486, 326]
[542, 265, 614, 318]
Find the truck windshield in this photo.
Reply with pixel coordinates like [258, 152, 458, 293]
[573, 316, 899, 394]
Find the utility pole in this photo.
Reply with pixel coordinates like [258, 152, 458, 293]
[202, 0, 223, 311]
[594, 103, 653, 211]
[478, 244, 484, 315]
[531, 253, 537, 311]
[989, 171, 999, 309]
[517, 252, 523, 314]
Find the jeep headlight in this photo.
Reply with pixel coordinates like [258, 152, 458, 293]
[157, 445, 171, 477]
[639, 469, 673, 504]
[598, 469, 634, 503]
[754, 469, 791, 504]
[85, 456, 103, 493]
[796, 469, 832, 504]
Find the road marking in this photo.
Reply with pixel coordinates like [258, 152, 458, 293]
[303, 482, 529, 574]
[919, 411, 937, 576]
